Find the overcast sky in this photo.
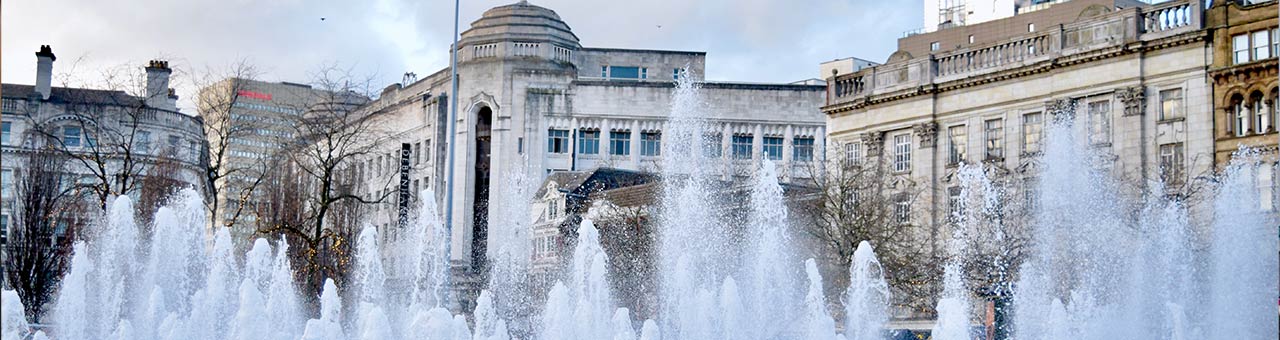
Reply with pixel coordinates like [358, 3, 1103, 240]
[3, 0, 919, 109]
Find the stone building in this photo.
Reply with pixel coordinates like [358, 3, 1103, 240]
[1206, 0, 1278, 211]
[1, 45, 206, 240]
[824, 0, 1213, 248]
[344, 0, 827, 303]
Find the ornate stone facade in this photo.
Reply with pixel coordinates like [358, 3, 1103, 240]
[1115, 85, 1146, 117]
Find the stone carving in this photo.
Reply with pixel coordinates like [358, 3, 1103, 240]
[1115, 85, 1146, 116]
[861, 131, 885, 157]
[913, 122, 938, 148]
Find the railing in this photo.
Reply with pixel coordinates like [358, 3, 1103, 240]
[828, 0, 1202, 107]
[1144, 1, 1195, 33]
[937, 33, 1052, 77]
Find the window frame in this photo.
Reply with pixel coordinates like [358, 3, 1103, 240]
[63, 125, 82, 147]
[1158, 142, 1184, 185]
[793, 137, 815, 162]
[762, 136, 784, 161]
[1159, 88, 1184, 120]
[984, 118, 1004, 161]
[1087, 99, 1112, 145]
[731, 134, 753, 160]
[844, 142, 862, 167]
[1253, 30, 1271, 60]
[1234, 34, 1251, 64]
[548, 129, 570, 154]
[1023, 112, 1043, 155]
[702, 133, 723, 158]
[640, 131, 661, 157]
[609, 130, 631, 156]
[893, 134, 912, 172]
[578, 129, 600, 155]
[948, 124, 967, 165]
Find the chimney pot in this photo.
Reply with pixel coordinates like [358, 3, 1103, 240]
[145, 60, 174, 110]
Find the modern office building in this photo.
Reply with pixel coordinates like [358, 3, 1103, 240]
[198, 78, 358, 247]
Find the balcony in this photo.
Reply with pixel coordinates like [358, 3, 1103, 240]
[827, 0, 1202, 110]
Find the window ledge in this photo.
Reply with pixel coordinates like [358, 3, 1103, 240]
[1157, 117, 1185, 124]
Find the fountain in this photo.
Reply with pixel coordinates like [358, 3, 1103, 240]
[2, 71, 1276, 340]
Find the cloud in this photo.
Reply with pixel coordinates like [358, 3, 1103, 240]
[3, 0, 918, 109]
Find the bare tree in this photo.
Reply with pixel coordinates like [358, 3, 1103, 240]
[136, 154, 189, 228]
[34, 63, 164, 210]
[194, 61, 267, 230]
[254, 66, 388, 297]
[3, 147, 81, 322]
[798, 145, 942, 317]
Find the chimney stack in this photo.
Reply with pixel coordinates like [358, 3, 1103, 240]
[144, 60, 174, 110]
[35, 45, 56, 100]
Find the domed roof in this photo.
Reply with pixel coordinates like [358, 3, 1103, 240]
[460, 1, 580, 47]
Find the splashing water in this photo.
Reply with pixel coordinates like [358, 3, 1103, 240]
[3, 70, 1276, 340]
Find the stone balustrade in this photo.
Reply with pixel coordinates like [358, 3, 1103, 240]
[827, 0, 1203, 108]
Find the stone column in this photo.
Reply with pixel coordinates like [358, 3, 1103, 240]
[630, 120, 641, 169]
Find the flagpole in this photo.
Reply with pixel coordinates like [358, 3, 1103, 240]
[443, 0, 461, 307]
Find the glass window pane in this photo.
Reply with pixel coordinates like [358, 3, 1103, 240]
[1234, 34, 1251, 64]
[763, 137, 783, 161]
[609, 66, 641, 79]
[732, 135, 753, 160]
[1254, 30, 1271, 60]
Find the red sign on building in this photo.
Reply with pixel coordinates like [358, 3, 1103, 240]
[236, 90, 272, 101]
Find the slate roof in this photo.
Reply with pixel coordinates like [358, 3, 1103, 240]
[3, 84, 142, 106]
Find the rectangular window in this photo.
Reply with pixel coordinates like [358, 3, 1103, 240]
[1160, 88, 1184, 120]
[601, 66, 608, 78]
[1259, 163, 1277, 211]
[1159, 143, 1184, 185]
[547, 129, 570, 154]
[948, 125, 967, 165]
[732, 134, 753, 160]
[137, 131, 152, 154]
[703, 133, 722, 158]
[1235, 101, 1249, 137]
[844, 142, 862, 167]
[1, 121, 9, 145]
[578, 130, 600, 154]
[1, 169, 12, 199]
[893, 134, 912, 172]
[1234, 34, 1250, 64]
[948, 186, 963, 221]
[673, 68, 683, 80]
[609, 66, 641, 80]
[641, 132, 661, 157]
[640, 68, 648, 80]
[609, 130, 631, 156]
[63, 126, 82, 147]
[414, 142, 422, 164]
[930, 42, 941, 51]
[424, 139, 432, 163]
[793, 137, 815, 162]
[1253, 30, 1271, 60]
[1087, 100, 1111, 145]
[985, 119, 1004, 160]
[893, 193, 911, 224]
[763, 137, 784, 161]
[1023, 113, 1043, 154]
[1023, 177, 1039, 211]
[168, 135, 181, 156]
[1273, 28, 1279, 59]
[1255, 96, 1270, 134]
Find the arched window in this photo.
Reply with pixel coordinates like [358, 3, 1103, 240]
[1252, 91, 1268, 134]
[1231, 94, 1247, 137]
[1272, 88, 1279, 133]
